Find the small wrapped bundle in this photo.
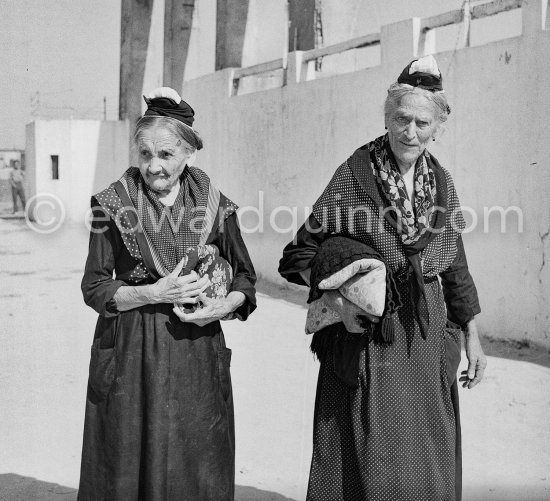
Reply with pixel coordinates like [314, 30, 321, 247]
[305, 258, 386, 334]
[176, 244, 233, 313]
[306, 236, 402, 344]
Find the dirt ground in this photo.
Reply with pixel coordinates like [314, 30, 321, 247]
[0, 216, 549, 501]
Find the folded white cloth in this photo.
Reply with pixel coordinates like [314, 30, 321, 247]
[147, 87, 182, 102]
[305, 258, 386, 334]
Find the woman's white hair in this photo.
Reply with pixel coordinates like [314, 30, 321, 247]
[384, 83, 451, 127]
[133, 116, 204, 152]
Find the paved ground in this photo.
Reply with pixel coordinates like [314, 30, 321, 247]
[0, 217, 549, 500]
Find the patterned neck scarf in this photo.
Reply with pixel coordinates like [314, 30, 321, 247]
[125, 166, 209, 273]
[369, 134, 436, 246]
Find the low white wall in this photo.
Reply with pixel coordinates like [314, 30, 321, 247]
[182, 2, 550, 347]
[25, 120, 129, 224]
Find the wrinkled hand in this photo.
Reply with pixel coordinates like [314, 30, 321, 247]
[173, 292, 233, 327]
[459, 319, 487, 389]
[323, 290, 380, 333]
[151, 258, 210, 304]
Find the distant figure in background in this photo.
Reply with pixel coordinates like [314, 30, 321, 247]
[279, 55, 486, 500]
[9, 160, 26, 213]
[79, 87, 256, 500]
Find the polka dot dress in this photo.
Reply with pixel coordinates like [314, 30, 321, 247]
[94, 181, 150, 283]
[306, 154, 463, 500]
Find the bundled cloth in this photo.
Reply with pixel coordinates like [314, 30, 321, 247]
[175, 244, 233, 314]
[305, 258, 386, 333]
[307, 236, 402, 344]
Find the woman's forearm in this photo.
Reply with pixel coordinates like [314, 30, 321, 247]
[224, 291, 246, 312]
[463, 317, 479, 338]
[114, 285, 157, 311]
[116, 283, 245, 315]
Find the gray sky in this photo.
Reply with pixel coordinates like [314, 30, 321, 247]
[2, 0, 121, 149]
[1, 0, 519, 149]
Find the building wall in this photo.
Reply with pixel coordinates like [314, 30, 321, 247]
[181, 2, 550, 347]
[25, 120, 129, 224]
[177, 0, 521, 82]
[141, 1, 478, 87]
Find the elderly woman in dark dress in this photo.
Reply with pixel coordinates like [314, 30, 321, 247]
[279, 56, 486, 500]
[79, 87, 256, 500]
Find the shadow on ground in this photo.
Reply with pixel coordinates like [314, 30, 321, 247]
[0, 474, 77, 500]
[0, 474, 297, 501]
[235, 485, 296, 501]
[256, 279, 308, 308]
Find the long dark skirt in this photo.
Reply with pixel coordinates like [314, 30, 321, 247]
[307, 281, 462, 501]
[78, 303, 234, 501]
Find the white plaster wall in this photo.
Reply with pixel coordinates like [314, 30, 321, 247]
[69, 120, 130, 221]
[182, 2, 550, 347]
[175, 0, 520, 80]
[241, 0, 287, 66]
[26, 120, 129, 224]
[184, 0, 217, 81]
[30, 120, 74, 216]
[143, 0, 495, 85]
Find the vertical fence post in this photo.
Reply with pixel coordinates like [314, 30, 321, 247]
[283, 0, 290, 86]
[287, 51, 303, 84]
[462, 0, 471, 47]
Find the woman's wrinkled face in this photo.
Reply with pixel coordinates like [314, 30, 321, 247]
[137, 127, 192, 193]
[387, 93, 440, 169]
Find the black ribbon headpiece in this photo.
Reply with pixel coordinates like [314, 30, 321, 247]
[143, 96, 195, 127]
[397, 57, 443, 92]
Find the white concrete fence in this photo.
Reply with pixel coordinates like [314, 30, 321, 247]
[230, 0, 527, 95]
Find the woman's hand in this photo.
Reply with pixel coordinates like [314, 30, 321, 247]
[323, 290, 380, 333]
[173, 291, 245, 327]
[113, 259, 209, 312]
[151, 271, 210, 304]
[459, 318, 487, 389]
[151, 258, 211, 305]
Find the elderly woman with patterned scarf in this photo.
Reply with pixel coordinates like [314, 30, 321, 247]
[279, 55, 486, 501]
[78, 87, 256, 500]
